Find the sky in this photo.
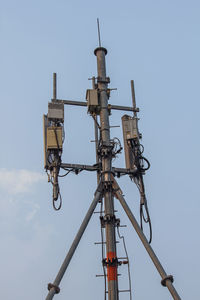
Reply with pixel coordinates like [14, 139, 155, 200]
[1, 0, 200, 299]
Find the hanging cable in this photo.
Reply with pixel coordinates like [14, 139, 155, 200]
[112, 137, 123, 156]
[52, 186, 62, 211]
[129, 139, 150, 172]
[58, 169, 73, 177]
[128, 139, 152, 243]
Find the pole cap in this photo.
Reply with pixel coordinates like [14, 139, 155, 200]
[94, 47, 108, 56]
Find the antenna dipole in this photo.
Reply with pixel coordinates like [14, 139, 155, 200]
[97, 18, 102, 47]
[53, 73, 57, 99]
[131, 80, 138, 118]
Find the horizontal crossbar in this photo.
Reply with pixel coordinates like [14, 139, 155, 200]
[52, 99, 139, 112]
[60, 162, 137, 176]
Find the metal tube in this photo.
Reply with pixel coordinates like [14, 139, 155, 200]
[94, 115, 100, 184]
[130, 80, 137, 118]
[111, 104, 139, 112]
[95, 47, 119, 300]
[114, 182, 181, 300]
[52, 99, 138, 112]
[53, 99, 87, 106]
[45, 184, 102, 300]
[92, 76, 100, 184]
[53, 73, 57, 99]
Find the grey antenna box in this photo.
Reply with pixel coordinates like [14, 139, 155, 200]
[86, 89, 100, 114]
[48, 102, 64, 122]
[122, 114, 140, 140]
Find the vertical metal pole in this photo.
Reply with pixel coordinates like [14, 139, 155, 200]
[53, 73, 57, 99]
[92, 76, 100, 184]
[94, 47, 119, 300]
[130, 80, 137, 118]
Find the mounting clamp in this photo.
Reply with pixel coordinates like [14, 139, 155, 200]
[100, 215, 120, 227]
[47, 283, 60, 294]
[161, 275, 174, 287]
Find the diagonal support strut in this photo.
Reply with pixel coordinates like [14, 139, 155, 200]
[45, 182, 103, 300]
[112, 178, 182, 300]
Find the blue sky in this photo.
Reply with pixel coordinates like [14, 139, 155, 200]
[1, 1, 200, 299]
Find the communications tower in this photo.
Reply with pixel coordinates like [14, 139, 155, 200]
[43, 25, 182, 300]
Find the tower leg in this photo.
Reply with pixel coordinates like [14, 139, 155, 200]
[113, 178, 181, 300]
[45, 183, 102, 300]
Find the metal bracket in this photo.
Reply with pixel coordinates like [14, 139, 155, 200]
[161, 275, 174, 287]
[100, 215, 120, 227]
[97, 76, 110, 84]
[102, 257, 119, 267]
[47, 283, 60, 294]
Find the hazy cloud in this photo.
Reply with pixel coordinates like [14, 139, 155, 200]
[0, 168, 46, 195]
[25, 203, 40, 222]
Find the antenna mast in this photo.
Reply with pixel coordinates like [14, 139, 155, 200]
[43, 24, 182, 300]
[94, 45, 119, 300]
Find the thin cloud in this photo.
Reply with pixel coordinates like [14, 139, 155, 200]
[0, 169, 46, 195]
[25, 203, 40, 222]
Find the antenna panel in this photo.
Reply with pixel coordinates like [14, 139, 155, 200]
[122, 115, 140, 140]
[43, 114, 48, 168]
[48, 102, 64, 122]
[86, 89, 100, 114]
[47, 127, 63, 150]
[122, 115, 135, 169]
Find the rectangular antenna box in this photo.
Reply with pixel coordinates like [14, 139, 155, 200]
[43, 114, 48, 168]
[122, 115, 140, 140]
[122, 115, 139, 170]
[46, 127, 63, 150]
[86, 89, 100, 114]
[48, 102, 64, 122]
